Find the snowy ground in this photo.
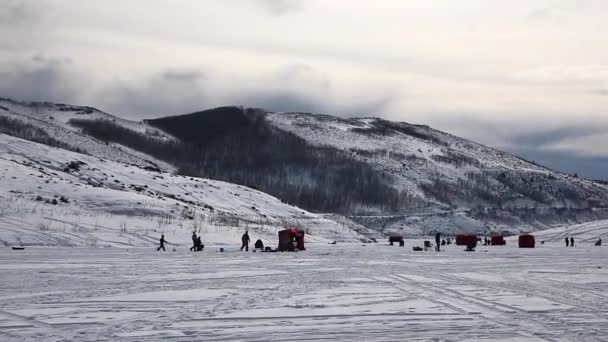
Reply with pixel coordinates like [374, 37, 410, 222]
[2, 241, 607, 341]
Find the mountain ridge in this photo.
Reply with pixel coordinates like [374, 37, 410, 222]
[2, 97, 608, 237]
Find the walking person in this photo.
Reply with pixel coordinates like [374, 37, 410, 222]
[570, 236, 575, 247]
[157, 234, 166, 251]
[240, 231, 251, 251]
[565, 237, 569, 247]
[190, 231, 198, 252]
[435, 232, 441, 251]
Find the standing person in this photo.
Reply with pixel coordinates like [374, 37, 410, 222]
[435, 232, 441, 251]
[570, 236, 575, 247]
[565, 237, 569, 247]
[240, 231, 251, 251]
[190, 231, 198, 252]
[157, 234, 166, 251]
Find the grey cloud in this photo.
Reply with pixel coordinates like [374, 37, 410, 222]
[507, 126, 607, 149]
[98, 70, 208, 118]
[0, 54, 85, 103]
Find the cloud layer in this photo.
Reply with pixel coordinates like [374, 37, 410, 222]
[1, 0, 607, 178]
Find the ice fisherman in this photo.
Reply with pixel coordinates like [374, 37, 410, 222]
[565, 237, 569, 247]
[570, 236, 575, 247]
[157, 234, 166, 251]
[240, 231, 251, 251]
[595, 238, 602, 246]
[255, 239, 264, 250]
[190, 231, 198, 252]
[435, 232, 441, 251]
[196, 236, 204, 251]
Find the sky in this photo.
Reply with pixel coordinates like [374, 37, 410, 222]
[1, 0, 607, 179]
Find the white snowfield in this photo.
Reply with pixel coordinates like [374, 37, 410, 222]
[1, 239, 607, 341]
[0, 134, 369, 247]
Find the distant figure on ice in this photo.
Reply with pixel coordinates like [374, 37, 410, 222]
[565, 237, 569, 247]
[435, 232, 441, 251]
[570, 237, 575, 247]
[196, 236, 204, 251]
[255, 239, 264, 250]
[240, 231, 251, 251]
[595, 238, 602, 246]
[190, 231, 198, 252]
[157, 234, 166, 251]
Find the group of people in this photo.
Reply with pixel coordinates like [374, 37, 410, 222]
[565, 237, 575, 247]
[156, 230, 267, 252]
[190, 231, 204, 252]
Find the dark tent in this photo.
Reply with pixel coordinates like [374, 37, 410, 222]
[389, 236, 404, 246]
[519, 233, 536, 248]
[491, 235, 506, 246]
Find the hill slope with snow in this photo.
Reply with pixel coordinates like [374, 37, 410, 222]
[2, 98, 608, 238]
[0, 134, 372, 247]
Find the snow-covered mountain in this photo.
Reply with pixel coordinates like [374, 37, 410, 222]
[2, 97, 608, 240]
[0, 134, 374, 247]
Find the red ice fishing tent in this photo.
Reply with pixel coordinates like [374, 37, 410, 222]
[456, 234, 477, 248]
[491, 234, 506, 246]
[278, 228, 305, 251]
[518, 233, 535, 248]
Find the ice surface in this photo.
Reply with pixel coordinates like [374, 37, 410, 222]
[1, 242, 607, 341]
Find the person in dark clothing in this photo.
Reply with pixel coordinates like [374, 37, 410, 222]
[435, 232, 441, 251]
[595, 238, 602, 246]
[196, 236, 204, 251]
[190, 231, 198, 252]
[157, 234, 166, 251]
[240, 231, 250, 251]
[254, 239, 264, 250]
[565, 237, 569, 247]
[570, 237, 575, 247]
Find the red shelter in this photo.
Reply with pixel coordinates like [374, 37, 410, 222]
[456, 234, 477, 247]
[491, 235, 506, 246]
[518, 233, 535, 248]
[278, 228, 305, 251]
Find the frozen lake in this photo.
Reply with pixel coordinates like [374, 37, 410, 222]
[1, 242, 607, 341]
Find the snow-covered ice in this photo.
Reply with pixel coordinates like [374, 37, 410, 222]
[1, 241, 607, 341]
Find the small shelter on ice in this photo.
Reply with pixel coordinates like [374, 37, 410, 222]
[491, 235, 506, 246]
[278, 228, 305, 251]
[456, 234, 477, 246]
[518, 233, 535, 248]
[389, 235, 405, 246]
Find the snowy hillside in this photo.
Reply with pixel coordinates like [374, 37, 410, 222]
[0, 134, 370, 247]
[3, 98, 608, 238]
[267, 112, 608, 235]
[0, 97, 175, 171]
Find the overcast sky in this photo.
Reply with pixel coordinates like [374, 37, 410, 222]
[1, 0, 607, 178]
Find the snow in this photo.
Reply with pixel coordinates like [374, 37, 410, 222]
[1, 242, 607, 341]
[0, 133, 369, 247]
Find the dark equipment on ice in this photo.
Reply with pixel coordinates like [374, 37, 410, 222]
[196, 236, 204, 251]
[595, 238, 602, 246]
[388, 235, 404, 246]
[278, 228, 306, 251]
[412, 246, 423, 251]
[518, 233, 536, 248]
[11, 247, 24, 250]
